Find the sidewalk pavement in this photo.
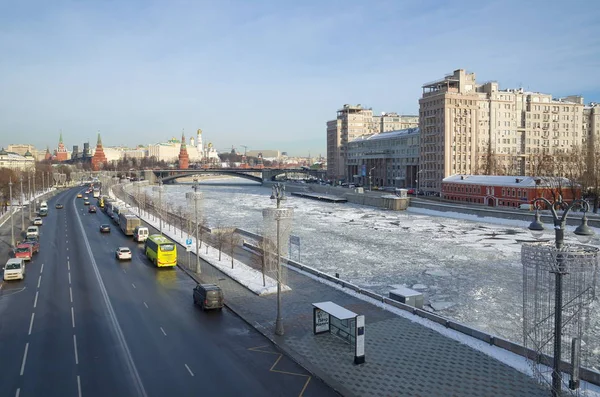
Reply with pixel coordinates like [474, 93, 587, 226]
[173, 246, 549, 396]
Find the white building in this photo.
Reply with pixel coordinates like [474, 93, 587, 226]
[0, 148, 36, 171]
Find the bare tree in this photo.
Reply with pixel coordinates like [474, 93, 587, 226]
[225, 228, 241, 268]
[251, 236, 276, 286]
[213, 226, 228, 261]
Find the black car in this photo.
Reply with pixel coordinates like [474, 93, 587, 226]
[100, 224, 111, 233]
[193, 284, 224, 311]
[55, 203, 64, 209]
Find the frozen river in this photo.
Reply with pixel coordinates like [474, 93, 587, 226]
[145, 178, 600, 368]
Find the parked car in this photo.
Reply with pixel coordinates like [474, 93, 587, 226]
[88, 206, 97, 213]
[193, 284, 224, 311]
[55, 203, 64, 209]
[100, 224, 111, 233]
[3, 258, 25, 281]
[116, 247, 132, 260]
[33, 217, 43, 226]
[21, 239, 40, 254]
[14, 244, 33, 261]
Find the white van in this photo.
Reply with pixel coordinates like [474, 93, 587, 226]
[26, 226, 39, 238]
[4, 258, 25, 281]
[133, 226, 149, 243]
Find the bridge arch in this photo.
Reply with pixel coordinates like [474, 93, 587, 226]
[156, 169, 263, 184]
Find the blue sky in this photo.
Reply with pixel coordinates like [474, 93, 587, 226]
[0, 0, 599, 156]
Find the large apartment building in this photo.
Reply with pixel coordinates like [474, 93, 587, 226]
[326, 104, 418, 180]
[419, 69, 591, 193]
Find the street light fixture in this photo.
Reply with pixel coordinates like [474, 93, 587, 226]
[153, 176, 164, 235]
[368, 167, 376, 191]
[270, 183, 286, 336]
[528, 196, 595, 396]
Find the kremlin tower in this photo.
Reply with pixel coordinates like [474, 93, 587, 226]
[178, 133, 189, 169]
[55, 132, 68, 162]
[91, 133, 108, 171]
[44, 146, 52, 161]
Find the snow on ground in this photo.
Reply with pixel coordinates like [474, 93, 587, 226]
[110, 191, 290, 296]
[136, 179, 600, 371]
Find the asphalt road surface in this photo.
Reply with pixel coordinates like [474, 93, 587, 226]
[0, 187, 338, 397]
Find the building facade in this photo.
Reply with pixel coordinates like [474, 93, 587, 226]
[327, 104, 419, 181]
[347, 128, 420, 189]
[442, 175, 580, 208]
[419, 69, 589, 193]
[55, 132, 69, 162]
[0, 148, 36, 171]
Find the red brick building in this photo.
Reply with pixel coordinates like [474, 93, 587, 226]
[178, 133, 189, 169]
[442, 175, 581, 208]
[91, 133, 108, 171]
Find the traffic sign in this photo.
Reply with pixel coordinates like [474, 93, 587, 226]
[186, 238, 193, 246]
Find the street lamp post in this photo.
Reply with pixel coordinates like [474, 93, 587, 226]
[32, 171, 36, 215]
[192, 178, 200, 274]
[9, 177, 15, 247]
[368, 167, 376, 191]
[20, 175, 25, 230]
[153, 177, 164, 235]
[271, 183, 286, 336]
[527, 196, 595, 397]
[27, 173, 32, 219]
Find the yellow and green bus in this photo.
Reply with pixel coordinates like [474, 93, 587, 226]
[144, 234, 177, 267]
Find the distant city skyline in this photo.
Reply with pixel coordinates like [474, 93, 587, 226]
[0, 0, 598, 156]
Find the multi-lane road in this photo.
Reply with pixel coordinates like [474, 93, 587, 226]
[0, 187, 338, 397]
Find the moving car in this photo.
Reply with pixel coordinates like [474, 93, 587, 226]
[193, 284, 224, 311]
[84, 200, 90, 205]
[21, 239, 40, 254]
[14, 244, 33, 261]
[116, 247, 132, 260]
[55, 203, 64, 209]
[3, 258, 25, 281]
[77, 194, 83, 198]
[26, 226, 39, 238]
[88, 205, 97, 213]
[133, 226, 149, 242]
[100, 224, 111, 233]
[33, 217, 43, 226]
[84, 196, 89, 200]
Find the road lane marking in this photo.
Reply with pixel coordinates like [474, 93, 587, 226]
[69, 273, 71, 285]
[143, 302, 148, 309]
[73, 198, 148, 397]
[123, 269, 127, 274]
[37, 275, 41, 289]
[28, 313, 35, 335]
[73, 335, 79, 364]
[33, 291, 39, 308]
[66, 240, 68, 244]
[132, 283, 136, 289]
[15, 388, 20, 397]
[71, 307, 76, 328]
[70, 287, 73, 303]
[0, 282, 3, 291]
[68, 261, 70, 270]
[20, 343, 29, 375]
[77, 375, 82, 397]
[160, 327, 167, 336]
[184, 364, 194, 377]
[67, 256, 69, 260]
[40, 263, 44, 274]
[67, 247, 69, 251]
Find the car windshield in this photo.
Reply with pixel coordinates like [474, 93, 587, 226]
[6, 263, 21, 270]
[102, 225, 109, 228]
[16, 247, 29, 253]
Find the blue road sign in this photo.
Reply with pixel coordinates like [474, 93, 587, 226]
[186, 238, 193, 246]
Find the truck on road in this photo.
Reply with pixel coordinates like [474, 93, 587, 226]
[119, 212, 141, 236]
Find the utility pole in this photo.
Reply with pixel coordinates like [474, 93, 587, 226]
[9, 177, 15, 247]
[28, 172, 32, 219]
[20, 175, 25, 230]
[192, 178, 200, 274]
[32, 171, 36, 214]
